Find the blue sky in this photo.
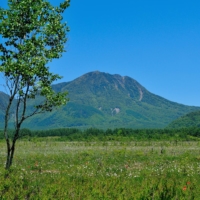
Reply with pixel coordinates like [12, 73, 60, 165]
[1, 0, 200, 106]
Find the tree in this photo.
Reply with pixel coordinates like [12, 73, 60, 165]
[0, 0, 70, 169]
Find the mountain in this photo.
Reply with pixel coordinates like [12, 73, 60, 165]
[167, 111, 200, 128]
[0, 71, 199, 129]
[0, 91, 10, 127]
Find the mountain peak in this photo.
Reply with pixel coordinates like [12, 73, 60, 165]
[1, 71, 199, 129]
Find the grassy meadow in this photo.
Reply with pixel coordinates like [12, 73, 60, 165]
[0, 138, 200, 199]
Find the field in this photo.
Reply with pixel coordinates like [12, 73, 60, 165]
[0, 139, 200, 199]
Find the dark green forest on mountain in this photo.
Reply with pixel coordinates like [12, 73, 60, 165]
[168, 111, 200, 128]
[0, 71, 199, 130]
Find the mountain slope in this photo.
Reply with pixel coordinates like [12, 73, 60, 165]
[0, 91, 10, 126]
[0, 91, 19, 128]
[0, 71, 199, 129]
[167, 111, 200, 128]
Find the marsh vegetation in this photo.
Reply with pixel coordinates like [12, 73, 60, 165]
[0, 136, 200, 199]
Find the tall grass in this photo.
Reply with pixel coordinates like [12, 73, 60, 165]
[0, 139, 200, 199]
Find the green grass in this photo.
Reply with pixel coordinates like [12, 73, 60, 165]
[0, 139, 200, 199]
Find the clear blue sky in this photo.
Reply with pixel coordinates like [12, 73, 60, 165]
[0, 0, 200, 106]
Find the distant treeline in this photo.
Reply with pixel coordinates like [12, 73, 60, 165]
[0, 127, 200, 141]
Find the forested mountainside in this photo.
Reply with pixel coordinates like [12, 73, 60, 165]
[167, 111, 200, 128]
[0, 71, 199, 129]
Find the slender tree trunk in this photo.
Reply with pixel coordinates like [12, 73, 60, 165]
[4, 100, 12, 170]
[10, 138, 17, 167]
[5, 132, 18, 170]
[5, 139, 11, 169]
